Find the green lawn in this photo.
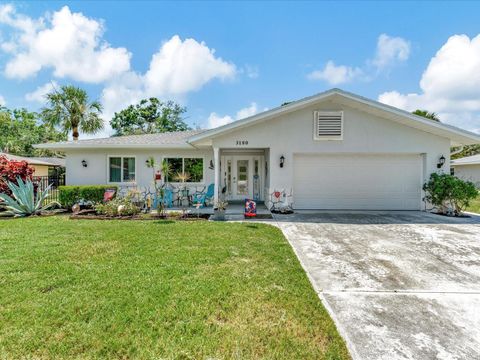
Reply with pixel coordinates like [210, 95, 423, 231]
[0, 217, 349, 359]
[467, 194, 480, 213]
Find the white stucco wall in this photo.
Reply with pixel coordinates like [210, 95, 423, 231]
[211, 100, 451, 206]
[453, 164, 480, 188]
[65, 148, 214, 192]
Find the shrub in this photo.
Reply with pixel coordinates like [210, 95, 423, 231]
[0, 155, 34, 197]
[94, 197, 140, 217]
[423, 173, 478, 215]
[0, 177, 58, 217]
[59, 185, 118, 209]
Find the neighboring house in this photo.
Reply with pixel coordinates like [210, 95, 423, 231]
[451, 154, 480, 188]
[0, 152, 65, 177]
[35, 88, 480, 210]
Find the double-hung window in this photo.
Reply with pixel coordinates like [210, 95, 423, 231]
[109, 156, 136, 182]
[165, 157, 203, 182]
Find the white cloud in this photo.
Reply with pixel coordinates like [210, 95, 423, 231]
[307, 61, 362, 85]
[372, 34, 411, 71]
[144, 35, 235, 96]
[207, 102, 259, 129]
[236, 102, 258, 119]
[308, 34, 410, 84]
[0, 94, 5, 106]
[378, 34, 480, 132]
[25, 81, 59, 103]
[0, 5, 131, 82]
[1, 5, 239, 137]
[101, 35, 236, 123]
[207, 113, 234, 128]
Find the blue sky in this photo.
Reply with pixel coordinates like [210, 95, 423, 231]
[1, 1, 480, 137]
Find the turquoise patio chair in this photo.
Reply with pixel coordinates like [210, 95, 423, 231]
[192, 183, 215, 207]
[153, 188, 174, 209]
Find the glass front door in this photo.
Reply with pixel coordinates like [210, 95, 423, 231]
[236, 160, 249, 196]
[222, 155, 264, 201]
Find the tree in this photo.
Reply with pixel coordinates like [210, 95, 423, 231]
[41, 85, 103, 140]
[412, 109, 440, 122]
[110, 98, 189, 136]
[0, 155, 34, 197]
[0, 107, 66, 157]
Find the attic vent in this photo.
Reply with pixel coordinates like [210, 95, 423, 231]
[313, 111, 343, 140]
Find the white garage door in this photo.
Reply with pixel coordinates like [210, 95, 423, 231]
[293, 154, 422, 210]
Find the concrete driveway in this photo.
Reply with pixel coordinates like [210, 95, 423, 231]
[274, 211, 480, 360]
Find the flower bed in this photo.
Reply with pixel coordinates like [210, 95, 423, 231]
[69, 211, 210, 221]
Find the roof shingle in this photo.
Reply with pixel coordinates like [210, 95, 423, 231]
[35, 129, 206, 149]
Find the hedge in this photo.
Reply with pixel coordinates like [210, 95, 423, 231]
[59, 185, 118, 209]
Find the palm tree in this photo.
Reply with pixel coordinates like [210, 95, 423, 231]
[412, 109, 440, 122]
[42, 85, 103, 140]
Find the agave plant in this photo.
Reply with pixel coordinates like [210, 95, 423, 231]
[0, 177, 59, 217]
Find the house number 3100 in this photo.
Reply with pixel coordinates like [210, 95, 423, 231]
[236, 140, 249, 145]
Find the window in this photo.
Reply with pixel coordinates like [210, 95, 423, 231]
[313, 111, 343, 140]
[109, 156, 135, 182]
[165, 157, 204, 183]
[450, 167, 455, 176]
[167, 158, 183, 180]
[185, 158, 203, 182]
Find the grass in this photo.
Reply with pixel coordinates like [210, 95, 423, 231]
[0, 217, 349, 359]
[466, 194, 480, 213]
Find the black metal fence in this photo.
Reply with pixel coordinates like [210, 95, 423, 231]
[33, 175, 65, 205]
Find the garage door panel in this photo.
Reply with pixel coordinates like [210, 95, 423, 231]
[293, 154, 422, 210]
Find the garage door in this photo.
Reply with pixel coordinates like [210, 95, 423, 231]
[293, 154, 422, 210]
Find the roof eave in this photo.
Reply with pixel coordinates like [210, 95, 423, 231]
[451, 162, 480, 166]
[33, 143, 195, 150]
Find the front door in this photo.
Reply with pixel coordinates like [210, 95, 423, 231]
[234, 157, 250, 200]
[222, 155, 263, 201]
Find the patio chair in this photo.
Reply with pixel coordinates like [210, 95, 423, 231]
[163, 188, 173, 208]
[153, 188, 174, 209]
[192, 183, 215, 208]
[205, 183, 215, 204]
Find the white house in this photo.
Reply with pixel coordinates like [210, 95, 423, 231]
[35, 88, 480, 210]
[451, 154, 480, 188]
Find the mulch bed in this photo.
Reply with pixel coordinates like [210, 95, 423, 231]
[432, 212, 471, 218]
[69, 213, 211, 221]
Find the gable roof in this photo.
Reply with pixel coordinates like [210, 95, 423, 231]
[188, 88, 480, 146]
[34, 130, 205, 150]
[451, 154, 480, 166]
[0, 153, 65, 167]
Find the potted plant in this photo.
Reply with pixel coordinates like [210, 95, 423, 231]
[213, 200, 228, 221]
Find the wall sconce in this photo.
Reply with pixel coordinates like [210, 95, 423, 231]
[209, 160, 214, 170]
[437, 155, 446, 169]
[81, 160, 88, 168]
[280, 155, 285, 168]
